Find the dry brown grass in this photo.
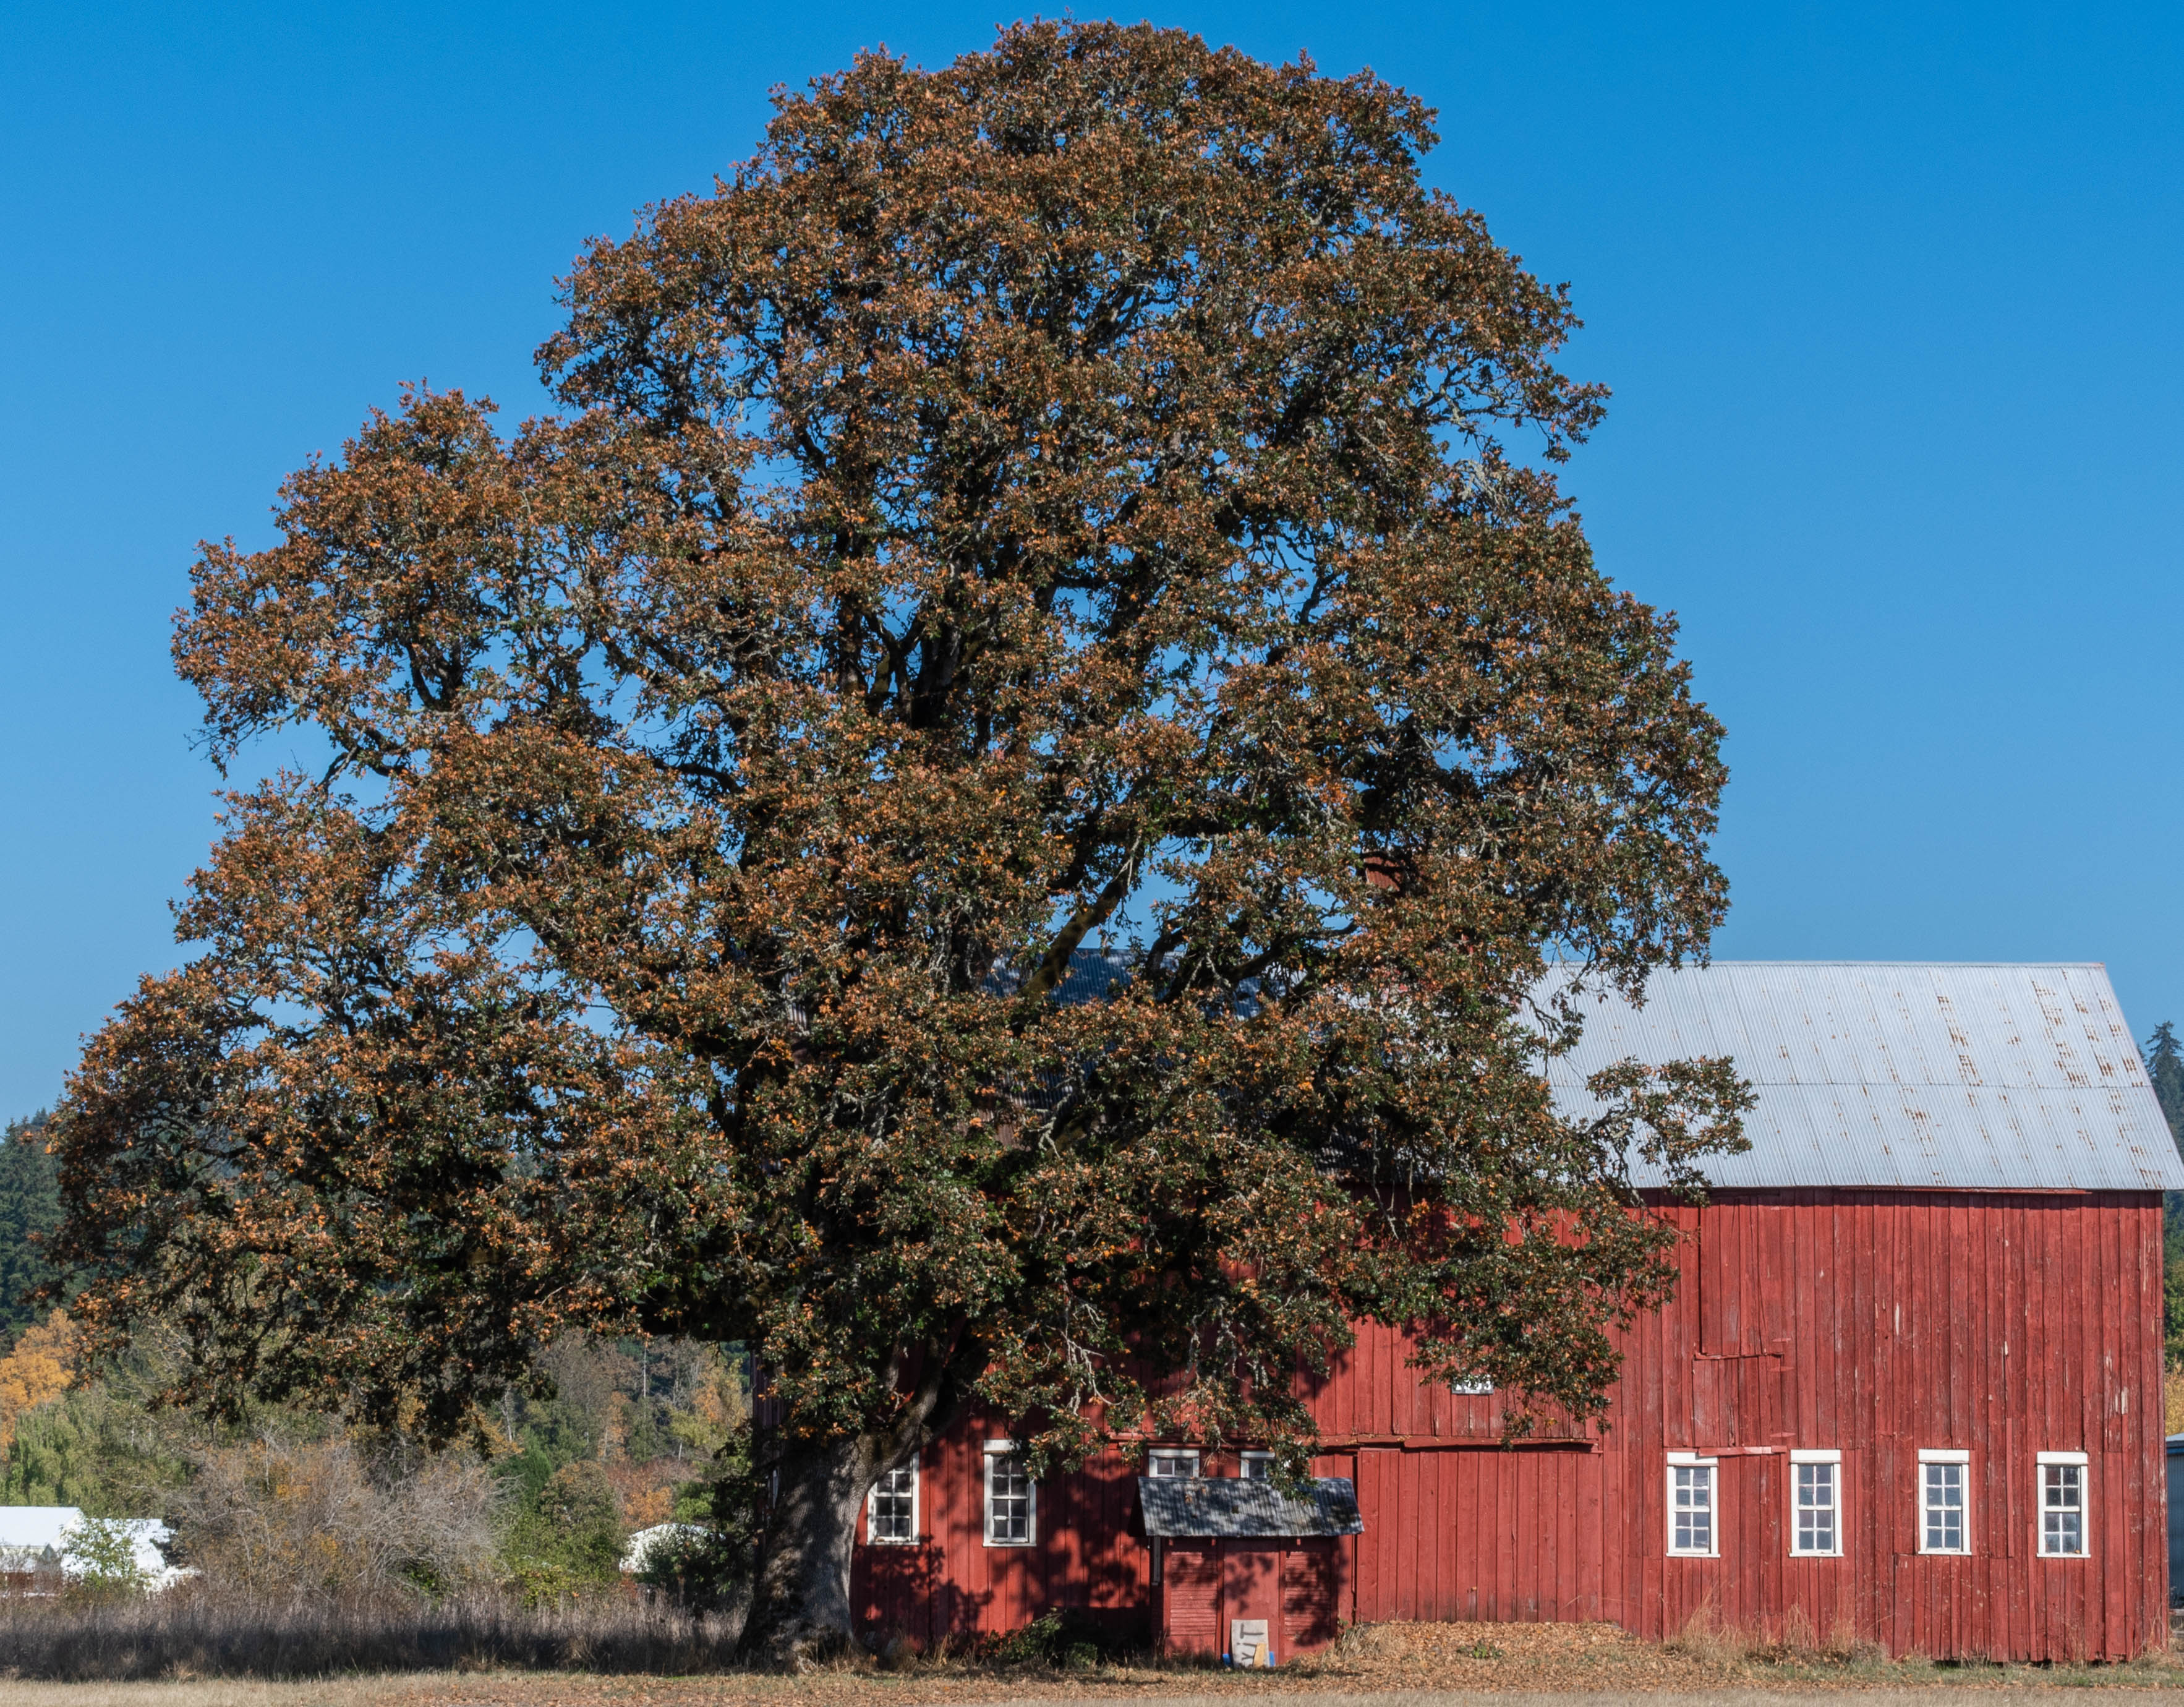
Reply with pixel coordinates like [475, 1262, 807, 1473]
[0, 1688, 421, 1707]
[1662, 1601, 1895, 1672]
[0, 1610, 2167, 1700]
[0, 1591, 740, 1682]
[1329, 1623, 1407, 1661]
[2164, 1365, 2184, 1435]
[1665, 1600, 1754, 1667]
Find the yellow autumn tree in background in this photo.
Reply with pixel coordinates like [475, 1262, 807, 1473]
[0, 1310, 74, 1449]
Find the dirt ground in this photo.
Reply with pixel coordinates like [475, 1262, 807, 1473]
[3, 1619, 2182, 1707]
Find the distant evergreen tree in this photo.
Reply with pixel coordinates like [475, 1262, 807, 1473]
[2141, 1028, 2184, 1369]
[0, 1114, 64, 1349]
[2148, 1024, 2184, 1148]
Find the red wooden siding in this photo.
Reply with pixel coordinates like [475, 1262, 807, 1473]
[852, 1422, 1149, 1646]
[848, 1189, 2167, 1661]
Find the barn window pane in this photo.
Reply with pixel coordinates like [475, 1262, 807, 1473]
[1793, 1461, 1837, 1555]
[1922, 1461, 1965, 1552]
[1147, 1450, 1201, 1478]
[2040, 1462, 2084, 1557]
[984, 1449, 1034, 1546]
[1669, 1462, 1715, 1554]
[869, 1465, 916, 1544]
[1240, 1452, 1274, 1480]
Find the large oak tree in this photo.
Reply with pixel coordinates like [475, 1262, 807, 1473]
[56, 21, 1746, 1658]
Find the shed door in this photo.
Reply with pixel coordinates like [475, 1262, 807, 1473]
[1162, 1541, 1221, 1656]
[1283, 1539, 1342, 1651]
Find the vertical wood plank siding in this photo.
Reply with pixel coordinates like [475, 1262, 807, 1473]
[850, 1189, 2166, 1659]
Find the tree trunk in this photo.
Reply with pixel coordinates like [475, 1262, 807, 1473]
[741, 1432, 885, 1667]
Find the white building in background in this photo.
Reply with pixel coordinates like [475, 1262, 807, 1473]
[0, 1506, 188, 1591]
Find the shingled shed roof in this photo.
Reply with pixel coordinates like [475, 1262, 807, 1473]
[1138, 1475, 1363, 1538]
[1546, 962, 2184, 1193]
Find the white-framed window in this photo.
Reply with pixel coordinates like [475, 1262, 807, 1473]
[1666, 1453, 1718, 1556]
[1917, 1448, 1971, 1554]
[1240, 1451, 1274, 1480]
[1789, 1449, 1841, 1556]
[867, 1461, 918, 1545]
[1147, 1448, 1201, 1479]
[2037, 1451, 2088, 1557]
[1449, 1376, 1494, 1396]
[983, 1440, 1035, 1546]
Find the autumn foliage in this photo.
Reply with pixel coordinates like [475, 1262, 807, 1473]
[0, 1312, 74, 1452]
[54, 21, 1744, 1653]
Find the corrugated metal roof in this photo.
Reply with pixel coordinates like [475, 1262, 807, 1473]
[1138, 1475, 1363, 1538]
[1545, 962, 2184, 1192]
[1050, 951, 1135, 1006]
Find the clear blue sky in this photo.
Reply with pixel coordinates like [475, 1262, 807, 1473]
[3, 2, 2178, 1119]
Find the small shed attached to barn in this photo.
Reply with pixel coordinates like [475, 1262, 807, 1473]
[1139, 1474, 1362, 1662]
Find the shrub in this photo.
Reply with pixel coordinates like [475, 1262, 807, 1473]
[985, 1607, 1111, 1669]
[60, 1515, 149, 1601]
[171, 1437, 497, 1602]
[631, 1523, 744, 1612]
[499, 1460, 626, 1600]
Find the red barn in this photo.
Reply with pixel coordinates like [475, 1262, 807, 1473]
[848, 962, 2180, 1661]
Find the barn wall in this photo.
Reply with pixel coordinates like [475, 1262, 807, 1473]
[849, 1189, 2167, 1661]
[852, 1420, 1150, 1647]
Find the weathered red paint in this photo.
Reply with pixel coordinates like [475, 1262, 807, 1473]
[851, 1189, 2167, 1660]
